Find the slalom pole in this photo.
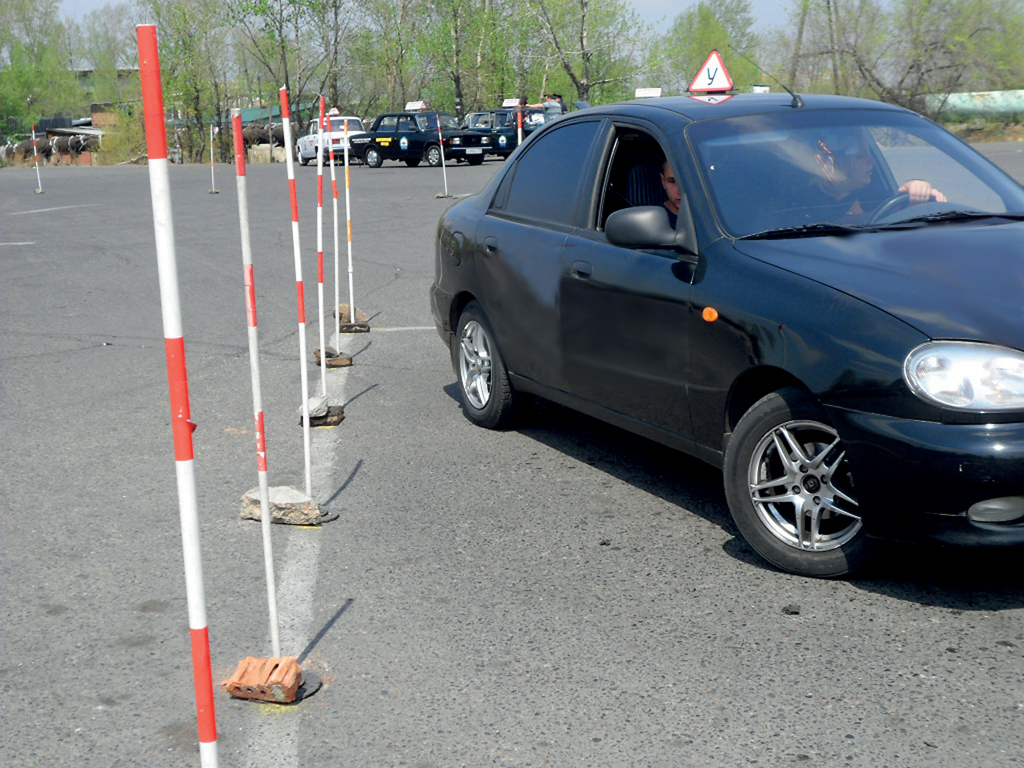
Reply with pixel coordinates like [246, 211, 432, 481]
[279, 87, 313, 497]
[208, 124, 218, 194]
[342, 119, 357, 329]
[435, 114, 449, 198]
[517, 110, 523, 148]
[315, 97, 327, 397]
[231, 108, 281, 659]
[327, 115, 340, 352]
[136, 24, 218, 768]
[31, 125, 43, 194]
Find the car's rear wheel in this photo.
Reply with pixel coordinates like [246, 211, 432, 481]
[455, 302, 522, 429]
[364, 146, 382, 168]
[425, 145, 442, 167]
[405, 158, 421, 167]
[724, 387, 872, 577]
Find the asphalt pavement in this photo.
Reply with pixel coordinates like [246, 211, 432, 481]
[2, 144, 1024, 768]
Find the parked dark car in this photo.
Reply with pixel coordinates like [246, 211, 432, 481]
[462, 108, 547, 158]
[430, 93, 1024, 577]
[350, 111, 490, 167]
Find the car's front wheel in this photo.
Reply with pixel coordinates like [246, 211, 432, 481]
[425, 144, 442, 167]
[454, 302, 523, 429]
[364, 146, 382, 168]
[723, 387, 872, 577]
[467, 154, 485, 166]
[298, 147, 309, 166]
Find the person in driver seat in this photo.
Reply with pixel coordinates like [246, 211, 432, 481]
[809, 127, 946, 223]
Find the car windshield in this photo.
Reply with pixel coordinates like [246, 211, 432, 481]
[418, 114, 460, 131]
[687, 109, 1024, 237]
[328, 117, 364, 132]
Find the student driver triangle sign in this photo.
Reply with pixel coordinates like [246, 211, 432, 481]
[689, 50, 734, 93]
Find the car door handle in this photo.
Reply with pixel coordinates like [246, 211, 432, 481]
[571, 260, 593, 279]
[484, 237, 499, 254]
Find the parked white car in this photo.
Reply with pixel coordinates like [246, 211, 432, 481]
[296, 111, 367, 165]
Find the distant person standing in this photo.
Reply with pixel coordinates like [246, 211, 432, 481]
[555, 94, 567, 114]
[529, 94, 563, 122]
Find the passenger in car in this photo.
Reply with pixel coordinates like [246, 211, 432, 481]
[660, 159, 682, 228]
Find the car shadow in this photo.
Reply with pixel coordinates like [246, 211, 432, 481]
[443, 383, 1024, 610]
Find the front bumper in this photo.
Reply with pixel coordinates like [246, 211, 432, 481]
[828, 407, 1024, 546]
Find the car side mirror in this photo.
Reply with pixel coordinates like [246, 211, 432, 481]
[605, 206, 697, 261]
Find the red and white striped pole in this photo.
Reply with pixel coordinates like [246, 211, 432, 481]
[342, 118, 357, 330]
[137, 24, 218, 768]
[279, 87, 313, 497]
[31, 124, 43, 194]
[208, 124, 218, 194]
[231, 108, 281, 659]
[315, 97, 327, 396]
[435, 114, 449, 198]
[327, 114, 340, 352]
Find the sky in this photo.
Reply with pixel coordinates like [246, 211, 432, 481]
[61, 0, 792, 29]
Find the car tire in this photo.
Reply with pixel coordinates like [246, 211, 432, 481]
[723, 387, 873, 578]
[298, 148, 309, 166]
[467, 155, 485, 166]
[454, 302, 524, 429]
[405, 159, 421, 167]
[364, 146, 382, 168]
[425, 145, 442, 167]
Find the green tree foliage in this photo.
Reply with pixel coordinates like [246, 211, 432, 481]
[781, 0, 1024, 115]
[5, 0, 1024, 158]
[0, 0, 81, 137]
[649, 0, 761, 96]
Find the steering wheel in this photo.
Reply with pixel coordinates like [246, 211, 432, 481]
[867, 191, 910, 224]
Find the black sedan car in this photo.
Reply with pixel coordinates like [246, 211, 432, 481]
[430, 93, 1024, 577]
[462, 108, 547, 157]
[351, 111, 490, 167]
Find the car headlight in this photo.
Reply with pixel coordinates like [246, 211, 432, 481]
[904, 341, 1024, 410]
[482, 137, 490, 144]
[451, 137, 461, 145]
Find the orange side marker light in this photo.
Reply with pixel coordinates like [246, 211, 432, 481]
[703, 306, 719, 322]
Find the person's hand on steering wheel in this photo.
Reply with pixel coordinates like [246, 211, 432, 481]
[899, 179, 947, 203]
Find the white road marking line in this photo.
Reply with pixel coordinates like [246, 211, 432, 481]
[373, 325, 434, 332]
[9, 204, 101, 216]
[0, 242, 35, 245]
[244, 330, 352, 766]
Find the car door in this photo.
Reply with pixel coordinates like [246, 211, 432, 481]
[472, 118, 603, 392]
[396, 115, 421, 159]
[559, 122, 697, 437]
[375, 115, 398, 158]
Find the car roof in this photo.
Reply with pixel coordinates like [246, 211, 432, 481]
[577, 93, 912, 123]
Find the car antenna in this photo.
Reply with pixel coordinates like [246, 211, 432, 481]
[728, 44, 804, 109]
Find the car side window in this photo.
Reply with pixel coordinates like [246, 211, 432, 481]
[597, 127, 686, 232]
[501, 120, 600, 225]
[378, 116, 397, 133]
[397, 117, 416, 132]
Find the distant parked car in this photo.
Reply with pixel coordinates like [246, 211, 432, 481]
[461, 108, 547, 158]
[350, 112, 490, 167]
[296, 113, 366, 166]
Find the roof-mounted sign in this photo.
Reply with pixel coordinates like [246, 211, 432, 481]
[501, 98, 521, 108]
[405, 100, 428, 111]
[689, 50, 734, 93]
[635, 87, 662, 99]
[689, 93, 734, 105]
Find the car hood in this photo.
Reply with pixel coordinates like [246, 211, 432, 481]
[734, 221, 1024, 349]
